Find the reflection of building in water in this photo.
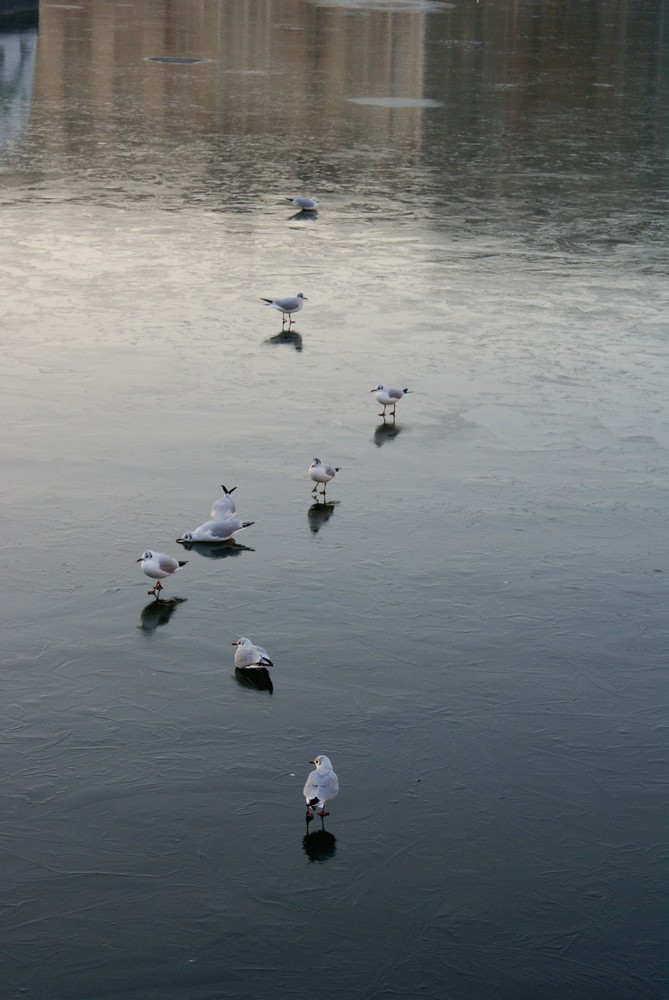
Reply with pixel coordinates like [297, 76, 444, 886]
[30, 0, 429, 186]
[21, 0, 663, 203]
[0, 21, 38, 148]
[419, 0, 666, 212]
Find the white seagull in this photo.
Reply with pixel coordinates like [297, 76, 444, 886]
[210, 484, 237, 520]
[232, 636, 274, 670]
[136, 550, 187, 598]
[304, 755, 339, 822]
[289, 196, 319, 211]
[371, 384, 409, 419]
[308, 458, 340, 496]
[177, 517, 254, 544]
[260, 291, 307, 328]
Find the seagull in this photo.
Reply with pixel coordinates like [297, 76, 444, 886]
[371, 384, 409, 419]
[136, 550, 187, 598]
[304, 755, 339, 823]
[176, 517, 254, 544]
[232, 636, 274, 669]
[260, 291, 307, 328]
[210, 484, 237, 520]
[288, 196, 319, 211]
[308, 458, 340, 496]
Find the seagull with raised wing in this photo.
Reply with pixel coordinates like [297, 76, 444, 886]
[304, 755, 339, 823]
[261, 291, 307, 327]
[210, 484, 237, 520]
[136, 550, 187, 598]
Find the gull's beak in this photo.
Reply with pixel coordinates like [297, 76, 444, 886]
[231, 641, 239, 646]
[136, 558, 143, 562]
[309, 760, 316, 765]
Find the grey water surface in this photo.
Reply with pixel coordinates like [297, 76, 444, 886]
[1, 1, 667, 998]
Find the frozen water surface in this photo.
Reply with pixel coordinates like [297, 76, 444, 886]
[1, 1, 667, 998]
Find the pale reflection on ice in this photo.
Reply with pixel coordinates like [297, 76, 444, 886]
[265, 331, 304, 352]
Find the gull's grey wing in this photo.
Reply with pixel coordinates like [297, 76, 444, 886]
[303, 768, 319, 802]
[274, 296, 300, 311]
[236, 642, 271, 668]
[318, 771, 339, 801]
[304, 768, 338, 804]
[156, 553, 179, 572]
[207, 520, 236, 540]
[254, 645, 273, 666]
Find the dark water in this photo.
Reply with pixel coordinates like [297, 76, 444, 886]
[1, 1, 667, 997]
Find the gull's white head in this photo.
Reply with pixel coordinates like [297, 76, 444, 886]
[310, 754, 332, 770]
[137, 550, 153, 562]
[232, 637, 252, 647]
[371, 384, 384, 392]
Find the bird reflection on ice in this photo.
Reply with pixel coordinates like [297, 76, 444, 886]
[139, 597, 187, 632]
[176, 540, 254, 560]
[288, 208, 318, 222]
[265, 330, 303, 352]
[302, 829, 337, 862]
[373, 420, 402, 447]
[234, 666, 273, 694]
[307, 499, 338, 534]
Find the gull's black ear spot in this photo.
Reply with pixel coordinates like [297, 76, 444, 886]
[309, 797, 319, 806]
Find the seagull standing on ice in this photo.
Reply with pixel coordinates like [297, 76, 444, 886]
[136, 550, 187, 598]
[371, 384, 409, 419]
[260, 291, 307, 328]
[304, 755, 339, 824]
[232, 636, 274, 669]
[210, 484, 237, 520]
[308, 458, 340, 496]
